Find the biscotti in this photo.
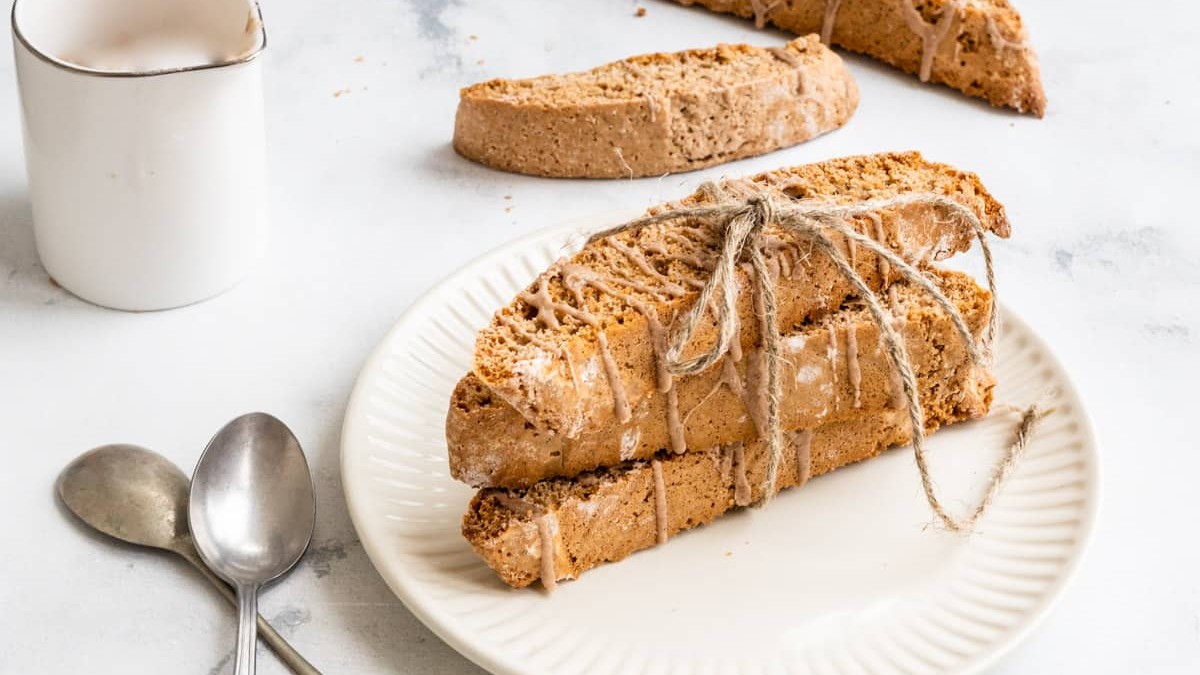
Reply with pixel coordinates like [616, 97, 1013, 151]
[453, 36, 858, 178]
[462, 358, 993, 588]
[470, 152, 1008, 447]
[450, 267, 991, 488]
[673, 0, 1044, 116]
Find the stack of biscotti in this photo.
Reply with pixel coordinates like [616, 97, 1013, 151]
[447, 152, 1009, 588]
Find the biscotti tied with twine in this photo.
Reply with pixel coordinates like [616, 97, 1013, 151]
[674, 0, 1045, 116]
[465, 152, 1008, 472]
[462, 273, 996, 587]
[449, 152, 1021, 588]
[450, 267, 992, 488]
[453, 36, 858, 178]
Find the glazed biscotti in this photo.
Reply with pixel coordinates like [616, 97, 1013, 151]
[463, 356, 993, 588]
[450, 267, 991, 488]
[453, 36, 858, 178]
[469, 152, 1008, 448]
[674, 0, 1045, 116]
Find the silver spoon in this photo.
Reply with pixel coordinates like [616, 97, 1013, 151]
[189, 413, 316, 675]
[56, 444, 321, 675]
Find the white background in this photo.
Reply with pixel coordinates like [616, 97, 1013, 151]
[1, 0, 1197, 673]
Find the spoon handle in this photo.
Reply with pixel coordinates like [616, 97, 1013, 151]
[235, 585, 259, 675]
[179, 548, 322, 675]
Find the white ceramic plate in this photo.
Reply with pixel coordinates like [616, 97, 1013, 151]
[341, 217, 1099, 675]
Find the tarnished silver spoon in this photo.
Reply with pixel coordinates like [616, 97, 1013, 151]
[57, 444, 321, 675]
[189, 413, 317, 675]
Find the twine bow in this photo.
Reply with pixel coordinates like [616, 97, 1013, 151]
[589, 184, 1048, 532]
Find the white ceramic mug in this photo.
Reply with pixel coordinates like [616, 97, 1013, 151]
[11, 0, 268, 311]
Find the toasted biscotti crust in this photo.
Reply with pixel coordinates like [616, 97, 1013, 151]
[675, 0, 1045, 116]
[450, 267, 990, 488]
[462, 359, 993, 588]
[453, 36, 858, 178]
[470, 152, 1007, 445]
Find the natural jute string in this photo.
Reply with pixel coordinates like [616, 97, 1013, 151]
[588, 185, 1050, 532]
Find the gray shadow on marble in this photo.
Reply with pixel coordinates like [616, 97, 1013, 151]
[414, 141, 518, 187]
[303, 405, 489, 675]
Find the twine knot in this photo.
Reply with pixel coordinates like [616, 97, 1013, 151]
[588, 183, 1046, 532]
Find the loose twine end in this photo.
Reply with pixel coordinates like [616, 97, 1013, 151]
[591, 181, 1050, 531]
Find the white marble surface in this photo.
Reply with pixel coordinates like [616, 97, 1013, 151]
[1, 0, 1197, 673]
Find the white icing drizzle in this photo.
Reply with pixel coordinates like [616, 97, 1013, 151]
[642, 239, 713, 287]
[984, 14, 1029, 52]
[821, 0, 843, 45]
[866, 213, 889, 281]
[749, 0, 782, 29]
[605, 238, 688, 297]
[865, 211, 904, 329]
[521, 277, 598, 329]
[763, 237, 804, 279]
[497, 313, 558, 352]
[561, 346, 582, 397]
[845, 322, 862, 408]
[640, 303, 687, 455]
[741, 347, 770, 437]
[537, 513, 558, 590]
[731, 442, 753, 506]
[652, 459, 669, 544]
[642, 239, 710, 274]
[668, 224, 716, 249]
[493, 491, 538, 517]
[793, 429, 813, 488]
[596, 330, 632, 423]
[899, 0, 965, 82]
[766, 46, 803, 71]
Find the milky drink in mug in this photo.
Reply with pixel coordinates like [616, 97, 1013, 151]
[11, 0, 267, 310]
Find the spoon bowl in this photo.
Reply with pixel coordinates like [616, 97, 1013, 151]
[189, 412, 316, 675]
[58, 444, 189, 551]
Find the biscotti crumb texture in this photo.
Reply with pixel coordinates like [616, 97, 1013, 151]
[675, 0, 1045, 116]
[453, 36, 858, 178]
[449, 267, 991, 488]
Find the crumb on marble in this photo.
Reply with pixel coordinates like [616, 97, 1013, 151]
[635, 6, 646, 16]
